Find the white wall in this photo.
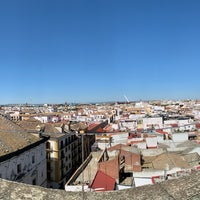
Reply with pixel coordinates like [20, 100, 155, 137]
[65, 185, 90, 191]
[164, 119, 177, 125]
[133, 170, 164, 187]
[193, 110, 200, 120]
[146, 137, 157, 148]
[172, 133, 188, 142]
[34, 116, 48, 123]
[134, 177, 152, 187]
[135, 142, 147, 149]
[120, 120, 136, 131]
[0, 143, 47, 187]
[111, 123, 119, 130]
[143, 117, 163, 129]
[117, 185, 132, 190]
[111, 133, 128, 144]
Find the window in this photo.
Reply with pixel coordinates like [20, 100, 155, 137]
[61, 160, 64, 168]
[47, 162, 51, 169]
[61, 151, 64, 158]
[60, 141, 64, 149]
[32, 178, 36, 185]
[17, 164, 21, 173]
[47, 172, 51, 180]
[46, 142, 50, 149]
[32, 155, 35, 164]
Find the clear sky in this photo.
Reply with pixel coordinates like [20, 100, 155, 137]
[0, 0, 200, 104]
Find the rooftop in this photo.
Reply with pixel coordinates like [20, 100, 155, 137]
[0, 115, 42, 157]
[72, 152, 103, 185]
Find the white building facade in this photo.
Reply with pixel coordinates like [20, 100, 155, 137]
[0, 139, 48, 187]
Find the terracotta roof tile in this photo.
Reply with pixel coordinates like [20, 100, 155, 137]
[90, 170, 116, 191]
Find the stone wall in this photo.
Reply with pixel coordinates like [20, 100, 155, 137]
[1, 171, 200, 200]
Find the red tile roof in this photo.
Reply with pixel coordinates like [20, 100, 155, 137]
[103, 125, 112, 132]
[170, 124, 178, 127]
[87, 122, 101, 131]
[155, 129, 168, 134]
[196, 124, 200, 129]
[90, 170, 116, 191]
[95, 127, 105, 133]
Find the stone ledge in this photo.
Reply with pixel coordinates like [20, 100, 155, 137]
[1, 171, 200, 200]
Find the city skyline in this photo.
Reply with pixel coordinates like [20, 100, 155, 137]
[1, 0, 200, 104]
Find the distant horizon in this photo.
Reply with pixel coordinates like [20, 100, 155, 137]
[1, 0, 200, 103]
[1, 98, 199, 106]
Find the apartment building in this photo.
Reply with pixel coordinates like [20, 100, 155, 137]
[45, 132, 74, 188]
[18, 119, 95, 189]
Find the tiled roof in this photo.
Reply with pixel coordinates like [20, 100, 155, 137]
[108, 144, 139, 154]
[152, 153, 190, 170]
[155, 129, 168, 134]
[90, 170, 116, 191]
[43, 123, 61, 134]
[0, 114, 23, 132]
[70, 122, 87, 131]
[170, 124, 178, 127]
[19, 119, 64, 138]
[0, 115, 42, 157]
[182, 152, 200, 167]
[18, 118, 42, 132]
[87, 123, 101, 131]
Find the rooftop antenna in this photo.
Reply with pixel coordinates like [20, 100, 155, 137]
[124, 94, 130, 103]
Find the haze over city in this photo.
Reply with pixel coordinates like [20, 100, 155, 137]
[1, 0, 200, 104]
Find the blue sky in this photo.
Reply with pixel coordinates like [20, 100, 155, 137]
[0, 0, 200, 104]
